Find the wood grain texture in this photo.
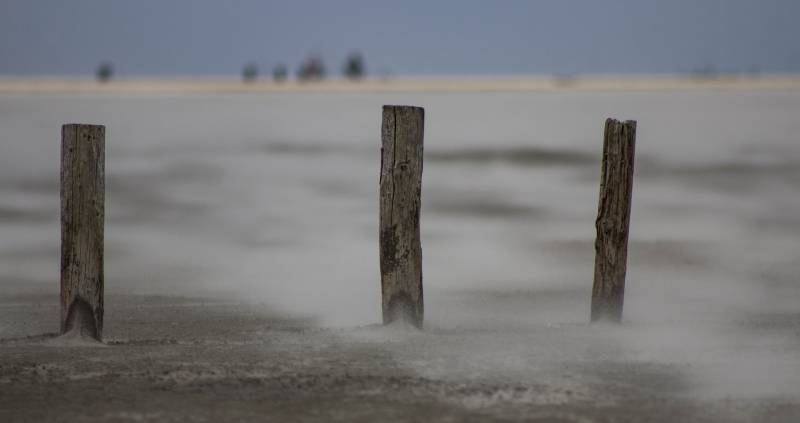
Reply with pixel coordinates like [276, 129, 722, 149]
[380, 105, 424, 328]
[591, 118, 636, 323]
[61, 124, 105, 340]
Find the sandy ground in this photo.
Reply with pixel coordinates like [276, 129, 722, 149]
[2, 286, 799, 422]
[2, 89, 800, 421]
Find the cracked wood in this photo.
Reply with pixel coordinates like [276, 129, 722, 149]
[61, 124, 105, 340]
[379, 106, 424, 328]
[591, 118, 636, 323]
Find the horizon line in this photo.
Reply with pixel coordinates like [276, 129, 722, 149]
[2, 74, 800, 95]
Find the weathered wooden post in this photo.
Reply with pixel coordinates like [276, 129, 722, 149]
[591, 118, 636, 323]
[380, 105, 424, 328]
[61, 124, 105, 340]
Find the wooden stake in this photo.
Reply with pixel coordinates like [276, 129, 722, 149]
[379, 105, 424, 328]
[591, 118, 636, 323]
[61, 124, 105, 340]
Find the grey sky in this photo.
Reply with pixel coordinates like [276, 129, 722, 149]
[1, 0, 798, 76]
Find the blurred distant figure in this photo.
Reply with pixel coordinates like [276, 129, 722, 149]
[553, 73, 577, 87]
[343, 52, 365, 80]
[272, 64, 288, 82]
[95, 62, 114, 83]
[297, 55, 325, 82]
[690, 64, 719, 80]
[242, 63, 259, 83]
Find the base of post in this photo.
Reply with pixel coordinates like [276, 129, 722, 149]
[382, 295, 423, 329]
[590, 297, 623, 323]
[62, 298, 101, 341]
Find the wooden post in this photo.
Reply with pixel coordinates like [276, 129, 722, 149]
[380, 105, 424, 328]
[591, 118, 636, 323]
[61, 124, 105, 340]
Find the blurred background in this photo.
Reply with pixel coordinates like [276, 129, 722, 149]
[1, 0, 800, 78]
[0, 0, 799, 332]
